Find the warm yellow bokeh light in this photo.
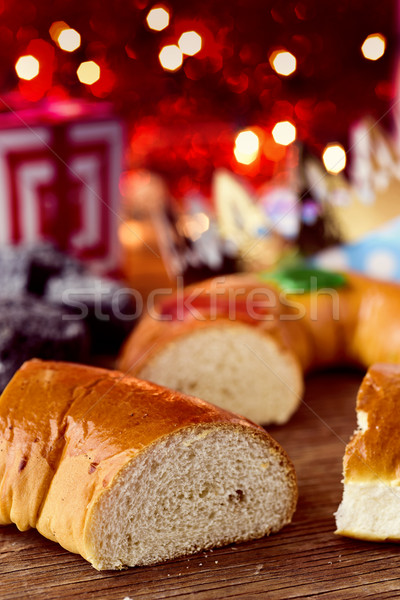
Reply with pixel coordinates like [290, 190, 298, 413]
[49, 21, 69, 43]
[58, 28, 81, 52]
[178, 31, 202, 56]
[322, 143, 347, 174]
[234, 130, 260, 164]
[361, 33, 386, 61]
[146, 6, 170, 31]
[270, 50, 297, 76]
[272, 121, 296, 146]
[77, 61, 101, 85]
[15, 55, 40, 80]
[159, 45, 183, 71]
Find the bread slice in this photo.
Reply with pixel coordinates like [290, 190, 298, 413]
[123, 320, 304, 425]
[335, 363, 400, 540]
[0, 360, 297, 570]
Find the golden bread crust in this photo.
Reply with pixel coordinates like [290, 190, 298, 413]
[344, 363, 400, 483]
[0, 359, 297, 562]
[119, 272, 400, 376]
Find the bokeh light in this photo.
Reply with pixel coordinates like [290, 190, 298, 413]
[272, 121, 296, 145]
[361, 33, 386, 61]
[322, 143, 347, 174]
[49, 21, 68, 43]
[234, 130, 260, 164]
[177, 212, 210, 241]
[270, 50, 297, 76]
[159, 45, 183, 71]
[15, 55, 39, 80]
[57, 28, 81, 52]
[146, 6, 170, 31]
[77, 60, 101, 85]
[178, 31, 202, 56]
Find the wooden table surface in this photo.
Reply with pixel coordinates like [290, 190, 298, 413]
[2, 369, 400, 600]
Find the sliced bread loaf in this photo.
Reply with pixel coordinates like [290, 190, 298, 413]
[335, 363, 400, 540]
[0, 359, 297, 569]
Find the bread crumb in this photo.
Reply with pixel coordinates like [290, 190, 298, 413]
[215, 560, 218, 564]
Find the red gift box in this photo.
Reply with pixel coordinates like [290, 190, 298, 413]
[0, 99, 123, 272]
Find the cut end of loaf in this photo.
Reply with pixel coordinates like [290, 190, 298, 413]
[84, 424, 297, 570]
[335, 364, 400, 541]
[335, 482, 400, 541]
[136, 324, 303, 425]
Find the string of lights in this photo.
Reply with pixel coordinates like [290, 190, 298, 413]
[0, 0, 394, 195]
